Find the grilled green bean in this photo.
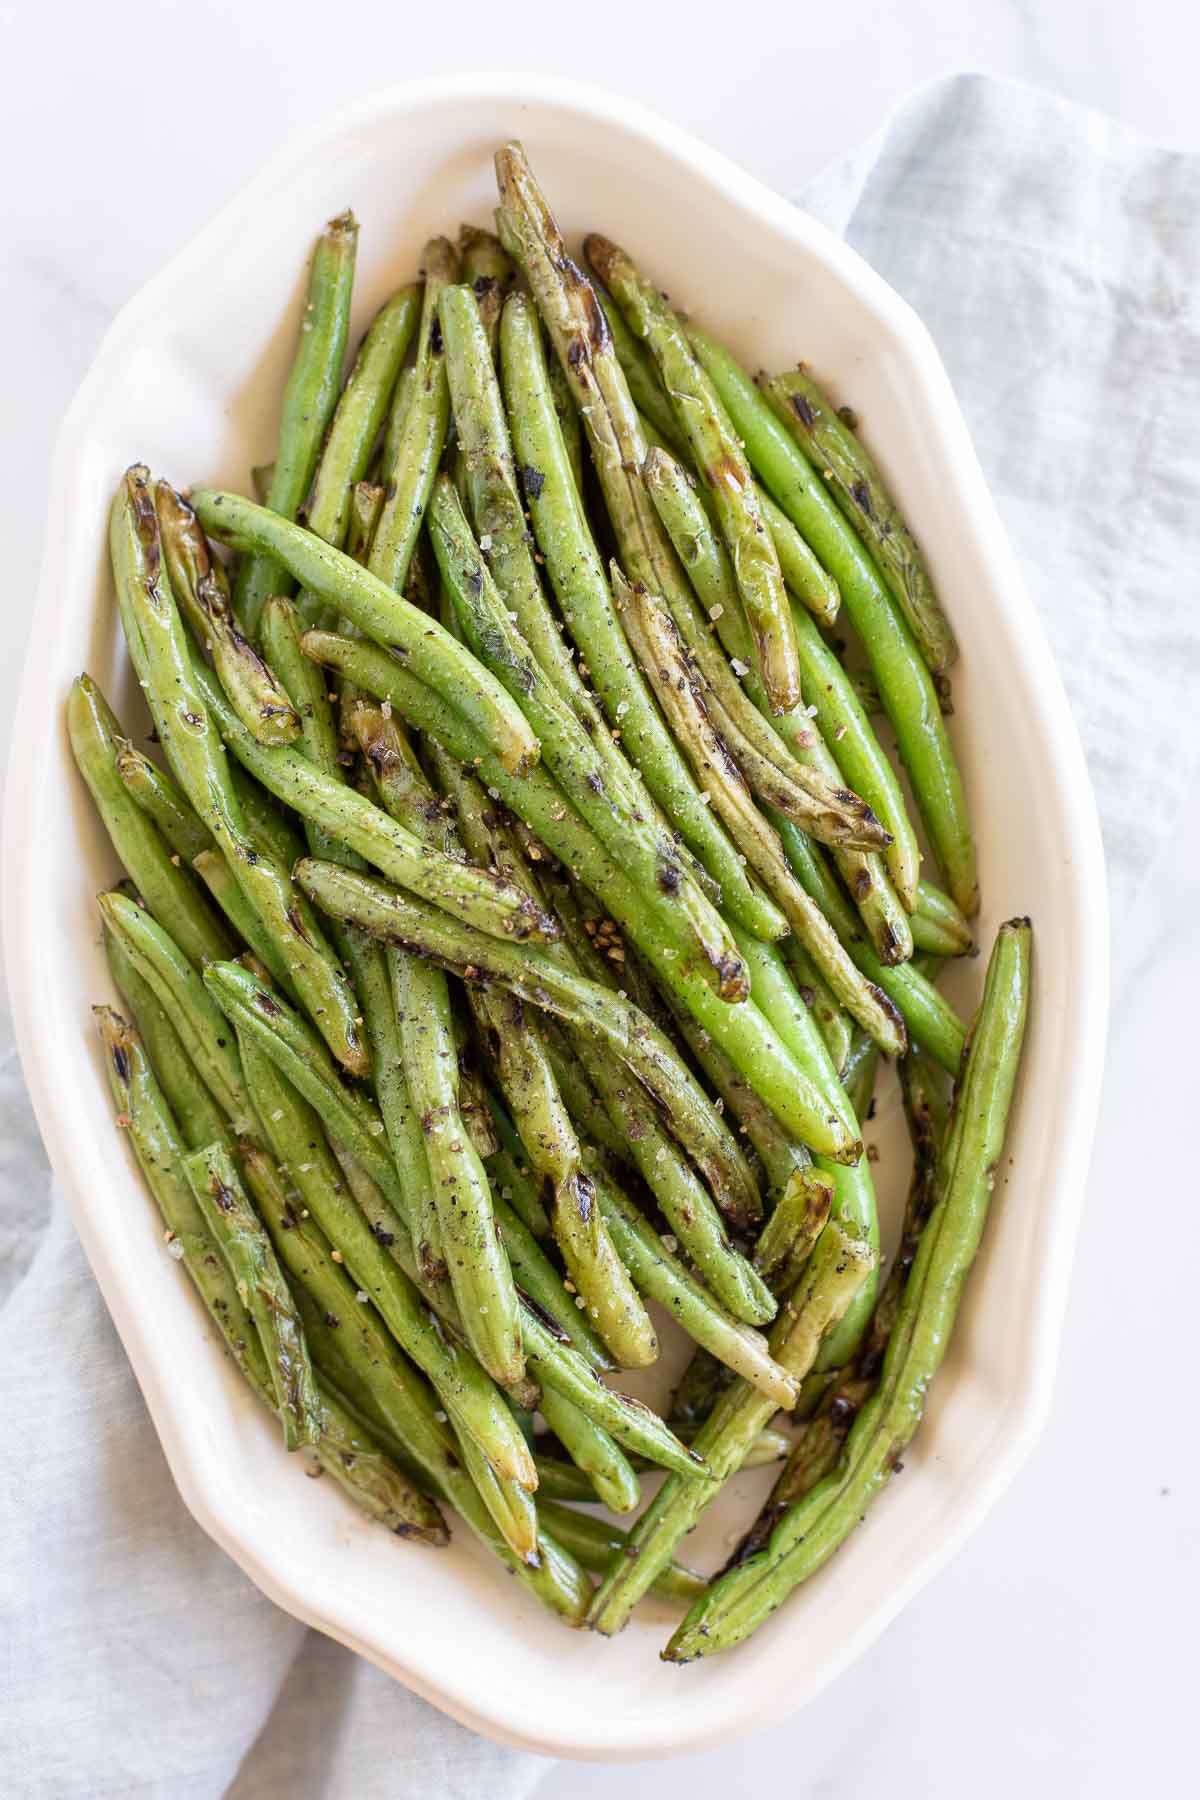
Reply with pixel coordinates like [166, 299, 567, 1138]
[428, 472, 744, 998]
[458, 224, 516, 351]
[191, 488, 540, 777]
[182, 1141, 323, 1450]
[236, 1136, 449, 1543]
[494, 184, 785, 945]
[912, 880, 975, 957]
[614, 572, 905, 1058]
[103, 935, 229, 1150]
[296, 857, 761, 1215]
[592, 1170, 796, 1408]
[109, 469, 367, 1073]
[587, 1222, 873, 1634]
[665, 919, 1031, 1659]
[189, 656, 555, 942]
[539, 1500, 706, 1603]
[688, 331, 977, 916]
[230, 1017, 536, 1488]
[304, 285, 420, 557]
[299, 631, 859, 1159]
[367, 237, 457, 595]
[234, 211, 358, 634]
[778, 826, 965, 1074]
[759, 366, 958, 674]
[69, 675, 232, 968]
[643, 444, 918, 926]
[155, 481, 300, 744]
[585, 233, 800, 714]
[390, 949, 525, 1386]
[537, 1384, 641, 1515]
[96, 1007, 439, 1538]
[113, 740, 213, 863]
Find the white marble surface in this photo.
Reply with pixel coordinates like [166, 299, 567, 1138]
[3, 4, 1196, 1795]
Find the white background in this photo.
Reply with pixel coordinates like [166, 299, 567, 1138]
[4, 3, 1196, 1795]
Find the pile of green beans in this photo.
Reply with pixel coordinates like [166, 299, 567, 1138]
[73, 150, 1031, 1656]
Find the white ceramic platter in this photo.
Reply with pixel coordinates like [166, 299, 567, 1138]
[2, 74, 1107, 1760]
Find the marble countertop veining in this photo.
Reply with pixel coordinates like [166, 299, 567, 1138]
[3, 5, 1195, 1796]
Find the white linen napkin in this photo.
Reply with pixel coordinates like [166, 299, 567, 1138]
[2, 72, 1197, 1798]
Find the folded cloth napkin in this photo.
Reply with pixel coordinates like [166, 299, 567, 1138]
[2, 72, 1197, 1799]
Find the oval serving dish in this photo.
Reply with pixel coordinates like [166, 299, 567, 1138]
[2, 74, 1107, 1760]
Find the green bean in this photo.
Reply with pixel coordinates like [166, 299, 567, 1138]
[109, 469, 367, 1073]
[192, 487, 540, 777]
[299, 631, 858, 1158]
[155, 481, 300, 744]
[296, 857, 761, 1215]
[68, 675, 231, 968]
[304, 285, 420, 556]
[190, 850, 300, 999]
[345, 480, 385, 567]
[665, 919, 1031, 1659]
[367, 237, 457, 595]
[491, 1186, 614, 1371]
[667, 1159, 834, 1431]
[596, 287, 840, 627]
[778, 826, 965, 1073]
[756, 487, 840, 628]
[588, 1222, 873, 1633]
[545, 888, 773, 1320]
[753, 1164, 836, 1297]
[732, 925, 879, 1370]
[237, 1135, 450, 1544]
[457, 1428, 540, 1564]
[458, 224, 515, 351]
[539, 1500, 705, 1603]
[912, 880, 975, 957]
[231, 1020, 536, 1488]
[208, 960, 647, 1451]
[495, 203, 785, 947]
[229, 764, 307, 869]
[95, 1007, 438, 1537]
[537, 1024, 628, 1159]
[441, 284, 647, 822]
[614, 571, 905, 1057]
[660, 991, 811, 1196]
[258, 596, 347, 852]
[390, 949, 525, 1386]
[843, 1032, 882, 1128]
[545, 347, 584, 496]
[477, 988, 658, 1368]
[592, 1169, 797, 1408]
[520, 1305, 706, 1478]
[103, 934, 229, 1150]
[759, 366, 958, 674]
[593, 288, 689, 459]
[344, 922, 448, 1287]
[689, 331, 977, 916]
[113, 740, 213, 863]
[485, 1142, 551, 1241]
[182, 1141, 323, 1450]
[189, 655, 555, 942]
[537, 1384, 641, 1515]
[585, 233, 800, 714]
[352, 702, 586, 1360]
[643, 445, 918, 927]
[441, 741, 747, 1331]
[99, 892, 254, 1131]
[782, 940, 852, 1076]
[428, 473, 745, 998]
[234, 211, 358, 634]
